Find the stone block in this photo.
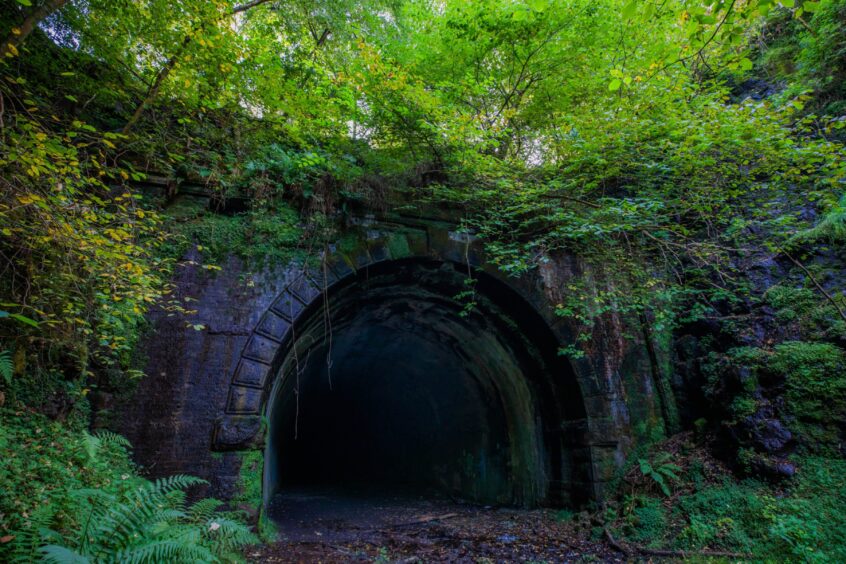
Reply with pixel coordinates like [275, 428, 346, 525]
[255, 311, 292, 342]
[241, 334, 279, 365]
[226, 385, 263, 414]
[368, 242, 390, 263]
[270, 290, 305, 320]
[288, 274, 321, 303]
[211, 415, 264, 451]
[385, 233, 412, 259]
[232, 358, 272, 388]
[305, 263, 341, 291]
[405, 228, 429, 256]
[327, 256, 354, 279]
[351, 251, 372, 269]
[590, 446, 623, 483]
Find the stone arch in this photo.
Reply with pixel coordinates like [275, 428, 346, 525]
[211, 229, 612, 507]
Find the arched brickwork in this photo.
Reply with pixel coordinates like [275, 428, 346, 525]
[210, 220, 627, 505]
[124, 208, 665, 507]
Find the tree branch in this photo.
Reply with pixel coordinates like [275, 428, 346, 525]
[1, 0, 70, 59]
[121, 0, 277, 134]
[781, 248, 846, 324]
[233, 0, 276, 15]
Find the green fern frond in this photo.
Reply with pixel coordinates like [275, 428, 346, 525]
[94, 430, 131, 449]
[188, 498, 224, 522]
[0, 349, 12, 386]
[9, 503, 56, 563]
[81, 431, 101, 462]
[115, 539, 216, 564]
[204, 517, 259, 551]
[40, 474, 252, 564]
[147, 475, 207, 497]
[82, 430, 132, 462]
[39, 545, 91, 563]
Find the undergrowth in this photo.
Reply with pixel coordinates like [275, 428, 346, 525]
[0, 407, 256, 562]
[609, 434, 846, 562]
[162, 203, 306, 265]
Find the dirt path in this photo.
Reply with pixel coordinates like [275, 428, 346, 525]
[246, 487, 622, 563]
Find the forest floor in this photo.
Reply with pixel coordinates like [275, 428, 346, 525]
[245, 487, 622, 563]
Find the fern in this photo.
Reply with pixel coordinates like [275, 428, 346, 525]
[188, 498, 224, 522]
[638, 453, 682, 497]
[114, 539, 216, 564]
[40, 545, 90, 563]
[9, 503, 57, 563]
[82, 430, 132, 462]
[40, 474, 257, 563]
[0, 349, 13, 386]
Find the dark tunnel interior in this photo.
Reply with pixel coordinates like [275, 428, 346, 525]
[264, 260, 588, 508]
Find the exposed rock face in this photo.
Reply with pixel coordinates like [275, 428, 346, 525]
[122, 196, 672, 507]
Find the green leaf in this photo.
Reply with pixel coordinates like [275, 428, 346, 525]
[0, 350, 12, 386]
[739, 57, 753, 71]
[622, 0, 638, 19]
[40, 545, 90, 563]
[608, 78, 622, 91]
[10, 313, 39, 327]
[16, 0, 33, 6]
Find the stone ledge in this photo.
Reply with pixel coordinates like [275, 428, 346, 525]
[211, 415, 264, 451]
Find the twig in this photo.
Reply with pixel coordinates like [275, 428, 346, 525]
[780, 248, 846, 324]
[640, 547, 752, 559]
[363, 513, 460, 533]
[604, 528, 629, 557]
[605, 527, 751, 559]
[387, 512, 460, 528]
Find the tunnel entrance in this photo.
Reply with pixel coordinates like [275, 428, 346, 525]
[264, 259, 587, 510]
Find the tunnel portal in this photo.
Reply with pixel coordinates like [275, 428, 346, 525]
[263, 259, 588, 508]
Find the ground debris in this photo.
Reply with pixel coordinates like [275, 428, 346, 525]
[248, 490, 623, 563]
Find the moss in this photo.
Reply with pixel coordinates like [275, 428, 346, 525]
[386, 232, 412, 259]
[229, 448, 277, 543]
[623, 495, 668, 546]
[770, 341, 846, 452]
[765, 285, 846, 340]
[719, 341, 846, 452]
[729, 396, 758, 422]
[233, 450, 263, 512]
[162, 204, 304, 265]
[335, 231, 363, 255]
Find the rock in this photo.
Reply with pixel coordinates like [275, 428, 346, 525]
[752, 418, 793, 454]
[753, 457, 797, 480]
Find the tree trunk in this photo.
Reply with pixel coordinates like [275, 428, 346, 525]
[1, 0, 70, 59]
[121, 36, 191, 135]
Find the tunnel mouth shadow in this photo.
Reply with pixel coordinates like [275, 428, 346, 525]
[263, 258, 588, 512]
